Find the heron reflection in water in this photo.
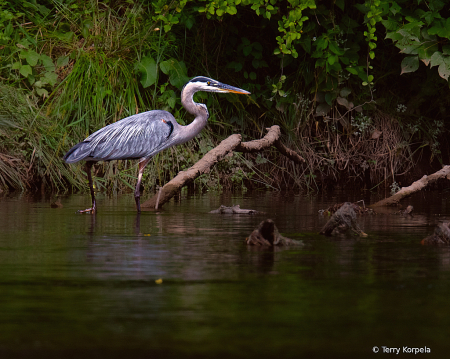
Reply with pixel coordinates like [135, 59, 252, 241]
[64, 76, 250, 213]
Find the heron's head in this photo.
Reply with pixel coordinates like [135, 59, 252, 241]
[183, 76, 251, 95]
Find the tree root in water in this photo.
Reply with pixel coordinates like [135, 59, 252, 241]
[246, 219, 302, 246]
[320, 202, 368, 237]
[421, 222, 450, 245]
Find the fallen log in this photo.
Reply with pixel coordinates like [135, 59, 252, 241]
[209, 205, 262, 214]
[141, 125, 305, 209]
[371, 165, 450, 207]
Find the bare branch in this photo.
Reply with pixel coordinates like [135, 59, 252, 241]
[371, 165, 450, 207]
[141, 125, 304, 209]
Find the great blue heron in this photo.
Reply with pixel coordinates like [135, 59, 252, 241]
[64, 76, 250, 213]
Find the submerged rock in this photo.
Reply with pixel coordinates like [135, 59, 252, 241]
[246, 219, 302, 246]
[396, 205, 414, 216]
[50, 199, 63, 208]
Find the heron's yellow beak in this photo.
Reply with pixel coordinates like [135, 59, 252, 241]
[218, 83, 251, 95]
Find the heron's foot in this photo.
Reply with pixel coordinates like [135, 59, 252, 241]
[77, 207, 96, 214]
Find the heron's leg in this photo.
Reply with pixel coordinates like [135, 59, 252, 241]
[134, 158, 150, 213]
[78, 161, 96, 214]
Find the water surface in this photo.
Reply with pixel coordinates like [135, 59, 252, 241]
[1, 190, 450, 358]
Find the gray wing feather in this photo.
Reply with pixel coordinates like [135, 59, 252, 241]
[64, 111, 175, 163]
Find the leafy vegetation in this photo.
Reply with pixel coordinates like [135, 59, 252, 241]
[0, 0, 449, 195]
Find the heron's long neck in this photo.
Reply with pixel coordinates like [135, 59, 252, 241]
[180, 85, 209, 139]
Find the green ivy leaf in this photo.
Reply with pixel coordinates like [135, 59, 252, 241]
[168, 96, 176, 109]
[442, 45, 450, 56]
[400, 56, 419, 75]
[385, 31, 403, 41]
[417, 42, 439, 65]
[340, 56, 350, 65]
[44, 71, 58, 86]
[428, 19, 450, 38]
[346, 67, 358, 75]
[389, 2, 401, 15]
[27, 75, 35, 86]
[19, 64, 32, 78]
[243, 45, 252, 56]
[328, 41, 345, 55]
[381, 18, 398, 31]
[160, 59, 189, 88]
[36, 88, 49, 97]
[34, 80, 44, 88]
[25, 50, 40, 66]
[398, 29, 420, 42]
[183, 14, 195, 30]
[430, 51, 444, 68]
[399, 43, 421, 55]
[227, 7, 237, 15]
[41, 54, 55, 72]
[315, 37, 328, 51]
[438, 56, 450, 80]
[335, 0, 345, 11]
[57, 55, 70, 67]
[135, 56, 157, 88]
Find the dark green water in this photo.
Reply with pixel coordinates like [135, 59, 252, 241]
[1, 190, 450, 358]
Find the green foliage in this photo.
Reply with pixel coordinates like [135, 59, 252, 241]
[160, 58, 190, 88]
[135, 56, 158, 88]
[273, 0, 316, 58]
[364, 0, 383, 61]
[0, 1, 58, 98]
[1, 0, 450, 194]
[153, 0, 190, 32]
[382, 0, 450, 81]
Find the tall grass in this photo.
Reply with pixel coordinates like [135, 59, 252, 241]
[51, 53, 145, 134]
[0, 84, 85, 191]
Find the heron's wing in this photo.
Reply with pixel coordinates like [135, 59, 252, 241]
[85, 112, 174, 161]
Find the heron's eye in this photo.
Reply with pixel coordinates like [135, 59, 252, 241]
[207, 81, 211, 85]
